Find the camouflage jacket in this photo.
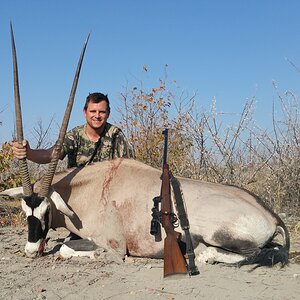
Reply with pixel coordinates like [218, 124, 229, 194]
[62, 123, 135, 168]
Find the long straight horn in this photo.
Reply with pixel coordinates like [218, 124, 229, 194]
[40, 33, 90, 197]
[10, 22, 33, 197]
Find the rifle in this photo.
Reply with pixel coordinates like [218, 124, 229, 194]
[160, 129, 188, 278]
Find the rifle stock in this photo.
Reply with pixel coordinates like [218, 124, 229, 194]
[161, 163, 188, 278]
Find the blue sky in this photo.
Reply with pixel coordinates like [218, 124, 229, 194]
[1, 0, 300, 145]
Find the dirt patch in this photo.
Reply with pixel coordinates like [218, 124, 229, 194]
[0, 226, 299, 300]
[1, 196, 300, 299]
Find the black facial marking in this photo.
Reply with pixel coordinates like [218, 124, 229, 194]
[24, 194, 50, 243]
[27, 216, 43, 243]
[23, 194, 44, 209]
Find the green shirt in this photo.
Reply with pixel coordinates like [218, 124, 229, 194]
[62, 123, 135, 168]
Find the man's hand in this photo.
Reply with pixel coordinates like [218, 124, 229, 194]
[11, 140, 29, 160]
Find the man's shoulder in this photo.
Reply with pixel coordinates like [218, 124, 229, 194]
[67, 124, 85, 135]
[105, 123, 122, 137]
[65, 125, 85, 141]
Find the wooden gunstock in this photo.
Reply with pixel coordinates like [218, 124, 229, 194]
[161, 163, 188, 278]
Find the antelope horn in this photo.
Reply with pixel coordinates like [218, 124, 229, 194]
[39, 33, 90, 197]
[10, 22, 33, 197]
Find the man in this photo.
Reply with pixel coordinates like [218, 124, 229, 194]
[12, 92, 135, 164]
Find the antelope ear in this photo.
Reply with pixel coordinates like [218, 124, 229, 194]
[0, 187, 24, 198]
[49, 188, 74, 218]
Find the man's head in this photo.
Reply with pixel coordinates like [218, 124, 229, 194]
[83, 92, 110, 132]
[84, 92, 110, 114]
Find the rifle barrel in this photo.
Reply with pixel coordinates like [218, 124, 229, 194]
[162, 129, 168, 166]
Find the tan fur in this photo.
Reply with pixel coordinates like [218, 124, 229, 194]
[45, 158, 287, 263]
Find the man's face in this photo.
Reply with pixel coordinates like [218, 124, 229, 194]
[83, 101, 110, 131]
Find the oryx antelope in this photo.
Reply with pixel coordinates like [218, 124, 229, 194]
[3, 158, 290, 266]
[2, 25, 290, 267]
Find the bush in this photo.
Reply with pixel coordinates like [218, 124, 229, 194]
[0, 143, 22, 191]
[117, 65, 194, 174]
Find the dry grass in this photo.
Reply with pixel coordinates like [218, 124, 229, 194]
[0, 196, 25, 227]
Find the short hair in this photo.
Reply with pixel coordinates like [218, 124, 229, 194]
[83, 92, 110, 114]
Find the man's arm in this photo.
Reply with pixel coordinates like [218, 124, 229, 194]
[11, 140, 64, 164]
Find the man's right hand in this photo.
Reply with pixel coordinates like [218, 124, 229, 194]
[11, 140, 29, 160]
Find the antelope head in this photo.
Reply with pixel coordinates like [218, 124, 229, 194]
[3, 23, 90, 257]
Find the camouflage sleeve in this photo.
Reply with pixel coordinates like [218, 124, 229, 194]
[113, 129, 135, 159]
[62, 130, 75, 159]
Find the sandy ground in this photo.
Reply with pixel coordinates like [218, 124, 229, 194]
[0, 226, 299, 300]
